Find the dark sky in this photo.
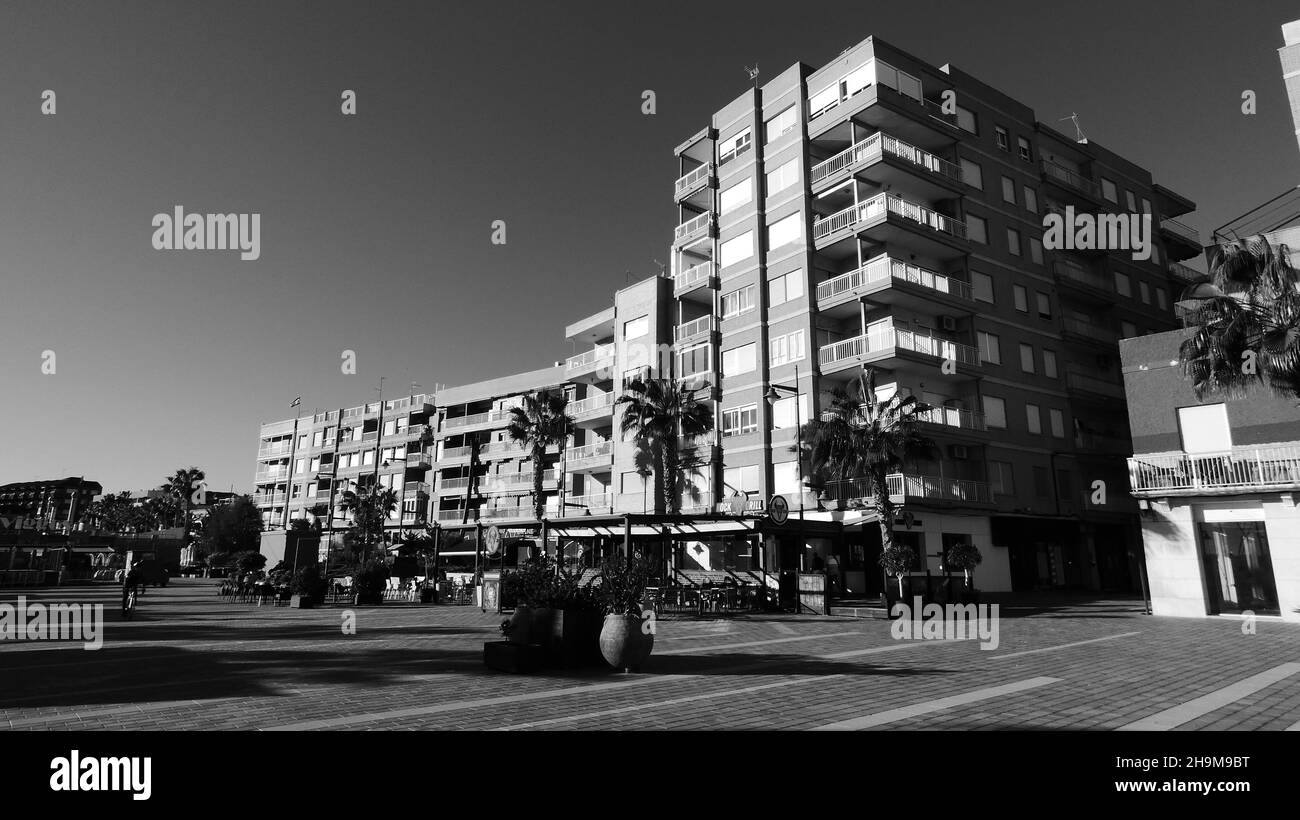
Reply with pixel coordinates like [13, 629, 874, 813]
[2, 0, 1297, 495]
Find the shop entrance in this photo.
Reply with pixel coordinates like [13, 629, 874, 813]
[1198, 521, 1280, 615]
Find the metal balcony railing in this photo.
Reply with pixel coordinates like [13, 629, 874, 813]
[1168, 261, 1204, 284]
[674, 163, 713, 198]
[815, 256, 972, 303]
[1128, 444, 1300, 495]
[1160, 217, 1201, 246]
[810, 131, 962, 186]
[403, 482, 431, 496]
[566, 343, 617, 373]
[825, 474, 992, 504]
[566, 440, 613, 464]
[1040, 160, 1101, 198]
[570, 391, 615, 417]
[257, 442, 293, 457]
[564, 493, 614, 513]
[1061, 317, 1119, 344]
[674, 212, 714, 242]
[1052, 259, 1110, 292]
[818, 325, 979, 368]
[254, 492, 287, 507]
[442, 409, 509, 430]
[674, 261, 714, 292]
[813, 193, 967, 242]
[915, 405, 986, 431]
[674, 315, 714, 341]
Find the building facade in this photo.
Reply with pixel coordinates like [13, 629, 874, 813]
[0, 477, 101, 532]
[1122, 329, 1300, 622]
[255, 34, 1200, 595]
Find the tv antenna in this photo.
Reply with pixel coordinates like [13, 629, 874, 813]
[745, 64, 760, 87]
[1060, 112, 1088, 144]
[652, 258, 666, 276]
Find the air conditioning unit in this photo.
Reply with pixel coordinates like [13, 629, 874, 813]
[939, 315, 958, 332]
[948, 444, 970, 460]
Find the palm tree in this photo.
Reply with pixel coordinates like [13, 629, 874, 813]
[617, 378, 715, 514]
[163, 467, 206, 540]
[800, 368, 935, 565]
[1178, 236, 1300, 400]
[338, 483, 399, 562]
[506, 390, 575, 521]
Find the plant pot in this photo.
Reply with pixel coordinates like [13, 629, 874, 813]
[505, 605, 533, 645]
[599, 613, 654, 672]
[290, 594, 315, 609]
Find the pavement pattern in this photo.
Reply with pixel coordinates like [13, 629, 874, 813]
[2, 580, 1299, 731]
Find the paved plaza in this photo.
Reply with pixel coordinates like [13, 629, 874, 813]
[2, 580, 1299, 731]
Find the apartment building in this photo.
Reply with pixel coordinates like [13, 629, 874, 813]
[253, 34, 1198, 595]
[1122, 330, 1300, 621]
[1282, 19, 1300, 157]
[0, 477, 102, 532]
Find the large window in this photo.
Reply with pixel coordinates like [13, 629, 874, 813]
[1019, 343, 1035, 373]
[1049, 408, 1066, 438]
[678, 342, 710, 379]
[773, 461, 800, 495]
[718, 127, 752, 165]
[721, 284, 756, 318]
[967, 214, 988, 244]
[767, 212, 803, 250]
[623, 315, 648, 339]
[1113, 271, 1131, 297]
[955, 105, 977, 133]
[960, 158, 983, 190]
[971, 271, 994, 303]
[772, 394, 809, 429]
[982, 395, 1007, 428]
[768, 271, 805, 306]
[719, 178, 753, 215]
[1017, 136, 1032, 162]
[721, 404, 759, 437]
[766, 106, 797, 143]
[1101, 177, 1118, 203]
[1043, 349, 1058, 378]
[719, 231, 754, 269]
[1026, 403, 1042, 434]
[995, 125, 1010, 151]
[1001, 176, 1016, 204]
[770, 329, 806, 365]
[766, 158, 799, 198]
[1014, 285, 1028, 312]
[1023, 186, 1038, 213]
[724, 465, 761, 496]
[722, 343, 757, 376]
[1029, 237, 1044, 265]
[977, 331, 1001, 364]
[989, 461, 1015, 495]
[1007, 227, 1022, 256]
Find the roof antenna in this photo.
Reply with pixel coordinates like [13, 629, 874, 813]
[652, 258, 667, 277]
[1060, 113, 1088, 144]
[745, 64, 760, 88]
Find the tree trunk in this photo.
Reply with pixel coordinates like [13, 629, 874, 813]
[532, 445, 546, 522]
[662, 439, 677, 515]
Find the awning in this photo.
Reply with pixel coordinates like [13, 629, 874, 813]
[548, 520, 758, 538]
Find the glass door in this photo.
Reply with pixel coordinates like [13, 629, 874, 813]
[1198, 522, 1280, 615]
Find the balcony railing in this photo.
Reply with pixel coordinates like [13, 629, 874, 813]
[440, 445, 474, 460]
[674, 212, 713, 242]
[564, 493, 614, 513]
[1052, 259, 1110, 292]
[481, 470, 558, 492]
[254, 470, 289, 484]
[442, 409, 508, 430]
[1040, 160, 1101, 198]
[824, 474, 992, 504]
[674, 163, 713, 198]
[808, 58, 925, 122]
[815, 255, 972, 304]
[819, 325, 979, 368]
[1061, 317, 1119, 344]
[679, 492, 716, 514]
[257, 442, 293, 457]
[405, 453, 431, 469]
[254, 492, 287, 507]
[571, 391, 615, 418]
[481, 441, 525, 458]
[403, 481, 431, 496]
[436, 509, 473, 522]
[1168, 261, 1203, 284]
[674, 261, 714, 292]
[439, 476, 473, 491]
[1160, 217, 1201, 246]
[1065, 370, 1124, 398]
[566, 343, 617, 374]
[915, 405, 986, 431]
[674, 315, 714, 341]
[1128, 444, 1300, 496]
[566, 440, 613, 465]
[813, 193, 967, 242]
[810, 131, 963, 186]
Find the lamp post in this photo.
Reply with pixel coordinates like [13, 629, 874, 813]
[764, 363, 805, 605]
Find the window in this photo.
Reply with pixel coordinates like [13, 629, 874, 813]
[310, 456, 322, 473]
[623, 315, 648, 339]
[678, 342, 710, 378]
[1001, 176, 1016, 204]
[384, 420, 396, 436]
[766, 158, 799, 197]
[1049, 408, 1065, 438]
[722, 343, 757, 376]
[955, 105, 977, 133]
[718, 127, 752, 165]
[1013, 285, 1028, 312]
[719, 179, 753, 215]
[1043, 349, 1058, 378]
[1177, 403, 1232, 453]
[1026, 403, 1042, 434]
[989, 461, 1015, 495]
[724, 465, 761, 495]
[1024, 187, 1038, 213]
[1029, 237, 1043, 265]
[721, 285, 756, 318]
[960, 158, 983, 190]
[1101, 178, 1118, 203]
[1113, 271, 1131, 297]
[1007, 227, 1021, 256]
[773, 461, 800, 495]
[977, 331, 1001, 364]
[967, 214, 987, 244]
[719, 231, 754, 269]
[1121, 320, 1136, 338]
[770, 329, 806, 365]
[1033, 467, 1050, 498]
[1141, 197, 1152, 215]
[808, 84, 839, 118]
[971, 271, 994, 303]
[1139, 281, 1151, 304]
[768, 271, 805, 306]
[982, 395, 1007, 428]
[772, 394, 809, 429]
[722, 404, 759, 437]
[1125, 190, 1137, 212]
[1037, 291, 1052, 319]
[1017, 136, 1032, 162]
[363, 450, 375, 466]
[1019, 343, 1035, 373]
[293, 458, 305, 475]
[766, 106, 797, 143]
[1156, 287, 1169, 311]
[1152, 244, 1162, 266]
[767, 212, 802, 250]
[995, 125, 1010, 151]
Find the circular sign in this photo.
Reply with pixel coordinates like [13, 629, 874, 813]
[769, 495, 789, 525]
[484, 525, 502, 557]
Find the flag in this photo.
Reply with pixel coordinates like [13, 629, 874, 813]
[290, 397, 301, 407]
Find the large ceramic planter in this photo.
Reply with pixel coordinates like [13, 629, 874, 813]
[505, 605, 533, 645]
[599, 613, 654, 672]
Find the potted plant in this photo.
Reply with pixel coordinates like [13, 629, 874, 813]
[352, 559, 389, 605]
[594, 554, 654, 672]
[290, 565, 326, 608]
[879, 544, 916, 612]
[945, 542, 983, 604]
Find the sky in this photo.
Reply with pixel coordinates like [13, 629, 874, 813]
[1, 0, 1298, 496]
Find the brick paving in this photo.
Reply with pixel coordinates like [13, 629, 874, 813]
[1, 579, 1298, 730]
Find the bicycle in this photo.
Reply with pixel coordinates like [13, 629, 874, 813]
[122, 586, 138, 619]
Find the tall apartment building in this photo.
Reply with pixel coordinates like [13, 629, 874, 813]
[254, 34, 1199, 594]
[1281, 19, 1300, 158]
[0, 477, 102, 531]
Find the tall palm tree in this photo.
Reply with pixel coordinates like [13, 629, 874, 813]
[800, 368, 935, 558]
[164, 467, 206, 538]
[617, 378, 715, 514]
[338, 483, 399, 562]
[506, 390, 575, 521]
[1179, 236, 1300, 400]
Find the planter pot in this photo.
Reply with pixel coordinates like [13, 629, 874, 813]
[355, 590, 383, 605]
[599, 613, 654, 672]
[505, 605, 533, 645]
[289, 594, 315, 609]
[483, 640, 544, 674]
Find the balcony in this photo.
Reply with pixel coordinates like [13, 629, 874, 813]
[257, 441, 293, 457]
[674, 162, 715, 202]
[480, 440, 524, 459]
[674, 261, 716, 299]
[403, 481, 431, 496]
[566, 440, 613, 471]
[1040, 160, 1102, 201]
[442, 408, 509, 432]
[254, 492, 287, 507]
[809, 131, 964, 197]
[674, 315, 715, 343]
[679, 492, 716, 515]
[437, 476, 474, 493]
[402, 424, 428, 440]
[1052, 259, 1112, 301]
[818, 325, 980, 376]
[825, 474, 992, 505]
[563, 493, 614, 515]
[1159, 217, 1201, 248]
[805, 59, 958, 148]
[435, 509, 473, 522]
[480, 469, 559, 495]
[440, 445, 474, 462]
[1167, 261, 1204, 285]
[571, 391, 615, 424]
[815, 255, 973, 317]
[1065, 369, 1125, 399]
[674, 212, 715, 243]
[405, 453, 431, 470]
[1060, 317, 1119, 347]
[915, 405, 986, 433]
[1128, 444, 1300, 497]
[813, 193, 969, 261]
[566, 343, 617, 380]
[254, 470, 289, 484]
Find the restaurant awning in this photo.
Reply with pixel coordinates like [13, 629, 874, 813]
[547, 519, 758, 538]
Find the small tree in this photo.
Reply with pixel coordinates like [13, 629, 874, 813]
[945, 543, 983, 588]
[879, 544, 915, 598]
[199, 496, 263, 555]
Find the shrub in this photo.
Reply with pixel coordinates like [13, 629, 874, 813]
[352, 559, 390, 595]
[291, 565, 327, 599]
[879, 545, 916, 597]
[944, 543, 983, 585]
[594, 554, 652, 616]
